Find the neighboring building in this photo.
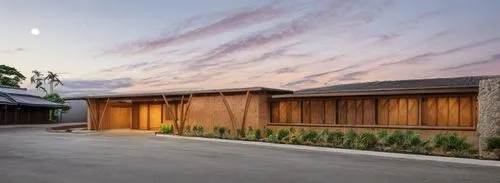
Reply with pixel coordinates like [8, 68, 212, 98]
[0, 85, 66, 125]
[66, 76, 499, 145]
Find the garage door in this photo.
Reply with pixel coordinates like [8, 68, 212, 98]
[139, 104, 148, 130]
[109, 106, 131, 129]
[149, 104, 162, 130]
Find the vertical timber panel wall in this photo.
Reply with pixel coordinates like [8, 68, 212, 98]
[270, 94, 476, 129]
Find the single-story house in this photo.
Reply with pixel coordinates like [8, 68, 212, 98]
[66, 76, 500, 145]
[0, 85, 66, 125]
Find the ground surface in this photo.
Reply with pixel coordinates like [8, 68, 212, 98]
[0, 126, 499, 183]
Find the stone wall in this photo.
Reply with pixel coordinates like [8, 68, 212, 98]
[478, 78, 500, 157]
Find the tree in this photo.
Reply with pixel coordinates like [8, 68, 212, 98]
[42, 93, 70, 121]
[0, 65, 26, 87]
[44, 71, 63, 94]
[30, 70, 47, 94]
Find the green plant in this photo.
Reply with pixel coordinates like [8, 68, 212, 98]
[204, 132, 214, 138]
[245, 128, 256, 141]
[159, 124, 174, 134]
[486, 137, 500, 150]
[264, 128, 273, 137]
[255, 129, 262, 140]
[217, 127, 227, 139]
[433, 133, 472, 152]
[193, 125, 204, 136]
[357, 132, 378, 150]
[1, 64, 26, 88]
[384, 130, 405, 148]
[277, 128, 290, 141]
[184, 125, 192, 134]
[289, 127, 296, 134]
[317, 129, 329, 143]
[328, 131, 344, 147]
[343, 130, 358, 149]
[301, 129, 319, 143]
[266, 134, 278, 143]
[237, 129, 244, 138]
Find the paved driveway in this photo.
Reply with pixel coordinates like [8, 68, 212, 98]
[0, 127, 498, 183]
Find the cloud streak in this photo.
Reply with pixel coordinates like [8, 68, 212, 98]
[441, 53, 500, 71]
[102, 1, 287, 55]
[380, 37, 500, 66]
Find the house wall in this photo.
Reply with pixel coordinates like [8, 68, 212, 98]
[86, 91, 270, 133]
[0, 105, 51, 125]
[268, 93, 479, 145]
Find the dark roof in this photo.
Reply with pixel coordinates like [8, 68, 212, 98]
[273, 76, 498, 98]
[65, 87, 292, 100]
[0, 86, 66, 108]
[297, 76, 498, 94]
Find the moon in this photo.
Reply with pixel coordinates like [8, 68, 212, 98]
[31, 28, 40, 36]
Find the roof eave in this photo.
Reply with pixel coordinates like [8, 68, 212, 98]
[273, 86, 478, 99]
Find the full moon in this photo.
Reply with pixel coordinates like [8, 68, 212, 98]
[31, 28, 40, 36]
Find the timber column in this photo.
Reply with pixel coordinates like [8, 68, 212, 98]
[478, 78, 500, 158]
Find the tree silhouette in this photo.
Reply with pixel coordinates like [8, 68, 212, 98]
[44, 71, 63, 94]
[30, 70, 47, 94]
[0, 65, 26, 87]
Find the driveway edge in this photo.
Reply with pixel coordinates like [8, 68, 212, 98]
[155, 134, 500, 167]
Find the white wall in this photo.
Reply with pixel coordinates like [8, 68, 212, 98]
[62, 100, 87, 123]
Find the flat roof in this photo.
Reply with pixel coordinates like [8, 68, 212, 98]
[65, 87, 293, 100]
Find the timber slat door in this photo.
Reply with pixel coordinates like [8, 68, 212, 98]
[139, 104, 148, 130]
[109, 106, 131, 129]
[149, 104, 162, 130]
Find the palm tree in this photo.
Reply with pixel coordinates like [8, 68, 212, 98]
[44, 71, 63, 94]
[30, 70, 47, 94]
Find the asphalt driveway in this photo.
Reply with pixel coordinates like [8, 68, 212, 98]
[0, 126, 498, 183]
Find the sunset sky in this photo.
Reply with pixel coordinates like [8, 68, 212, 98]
[2, 0, 500, 96]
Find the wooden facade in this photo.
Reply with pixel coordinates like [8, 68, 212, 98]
[269, 94, 477, 129]
[268, 93, 479, 144]
[0, 105, 51, 125]
[85, 90, 274, 134]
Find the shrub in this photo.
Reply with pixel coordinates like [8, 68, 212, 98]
[265, 128, 273, 137]
[289, 127, 296, 134]
[486, 137, 500, 150]
[193, 125, 204, 136]
[318, 129, 329, 143]
[328, 131, 344, 147]
[433, 133, 472, 152]
[255, 129, 262, 140]
[357, 132, 378, 150]
[204, 132, 214, 138]
[384, 130, 406, 148]
[237, 129, 244, 138]
[266, 134, 278, 143]
[277, 128, 290, 141]
[159, 124, 174, 134]
[301, 129, 319, 143]
[217, 127, 227, 139]
[343, 130, 358, 149]
[184, 125, 191, 134]
[213, 126, 220, 134]
[245, 128, 257, 141]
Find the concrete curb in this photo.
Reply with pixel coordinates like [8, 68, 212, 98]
[155, 134, 500, 167]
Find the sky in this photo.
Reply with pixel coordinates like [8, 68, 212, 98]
[2, 0, 500, 96]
